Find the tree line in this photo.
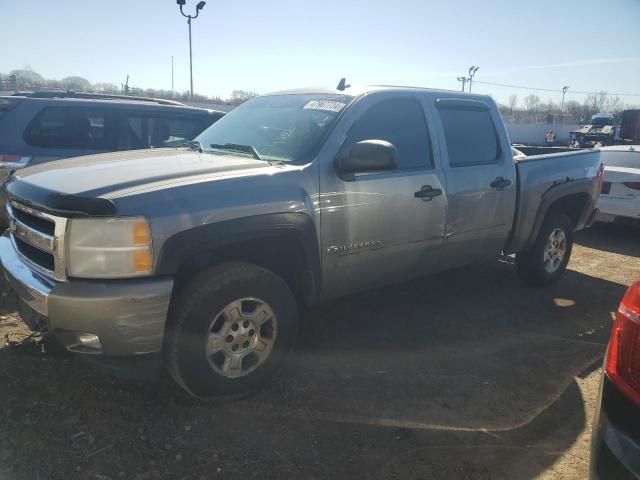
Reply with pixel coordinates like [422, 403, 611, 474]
[0, 67, 258, 106]
[498, 91, 632, 125]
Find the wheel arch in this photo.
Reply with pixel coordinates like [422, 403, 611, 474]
[155, 212, 321, 306]
[524, 180, 595, 251]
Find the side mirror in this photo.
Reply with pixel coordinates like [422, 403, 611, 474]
[335, 140, 398, 180]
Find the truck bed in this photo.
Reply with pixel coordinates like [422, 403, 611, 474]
[506, 149, 602, 253]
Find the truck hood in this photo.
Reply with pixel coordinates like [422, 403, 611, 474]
[12, 148, 272, 198]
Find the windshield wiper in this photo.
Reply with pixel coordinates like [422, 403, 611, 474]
[209, 143, 264, 162]
[182, 140, 203, 153]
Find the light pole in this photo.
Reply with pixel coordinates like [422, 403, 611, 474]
[457, 76, 468, 92]
[468, 66, 479, 93]
[177, 0, 206, 101]
[560, 85, 569, 126]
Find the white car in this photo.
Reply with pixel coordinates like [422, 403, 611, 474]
[596, 145, 640, 224]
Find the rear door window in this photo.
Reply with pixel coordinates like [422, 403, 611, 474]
[23, 106, 118, 150]
[438, 107, 500, 167]
[123, 114, 208, 149]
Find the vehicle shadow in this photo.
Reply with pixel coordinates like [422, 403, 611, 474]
[0, 260, 625, 480]
[575, 222, 640, 257]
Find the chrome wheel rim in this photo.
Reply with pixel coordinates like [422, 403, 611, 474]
[205, 298, 277, 379]
[543, 228, 567, 274]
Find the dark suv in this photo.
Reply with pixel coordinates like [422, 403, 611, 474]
[0, 92, 225, 167]
[0, 91, 224, 225]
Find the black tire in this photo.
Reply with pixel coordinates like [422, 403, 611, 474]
[516, 212, 573, 286]
[166, 262, 298, 399]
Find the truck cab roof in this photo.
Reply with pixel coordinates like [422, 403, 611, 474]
[266, 85, 494, 102]
[591, 113, 615, 126]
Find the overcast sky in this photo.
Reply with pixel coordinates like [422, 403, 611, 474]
[2, 0, 639, 106]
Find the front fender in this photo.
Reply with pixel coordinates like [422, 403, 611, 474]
[154, 212, 321, 294]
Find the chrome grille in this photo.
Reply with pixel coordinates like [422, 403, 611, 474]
[7, 201, 68, 281]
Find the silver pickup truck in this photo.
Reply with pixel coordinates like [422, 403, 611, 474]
[0, 86, 602, 398]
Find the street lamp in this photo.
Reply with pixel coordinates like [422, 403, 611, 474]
[468, 66, 479, 93]
[177, 0, 206, 101]
[560, 85, 569, 126]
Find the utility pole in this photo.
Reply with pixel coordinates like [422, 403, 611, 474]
[171, 56, 174, 96]
[457, 76, 468, 92]
[188, 16, 193, 99]
[560, 85, 569, 126]
[468, 66, 479, 93]
[177, 0, 206, 101]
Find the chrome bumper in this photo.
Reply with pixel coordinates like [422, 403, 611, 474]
[0, 235, 175, 356]
[0, 235, 51, 316]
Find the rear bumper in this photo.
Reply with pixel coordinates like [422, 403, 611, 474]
[591, 416, 640, 479]
[0, 235, 174, 356]
[596, 196, 640, 222]
[590, 376, 640, 479]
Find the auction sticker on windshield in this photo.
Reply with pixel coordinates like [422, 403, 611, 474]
[303, 100, 346, 113]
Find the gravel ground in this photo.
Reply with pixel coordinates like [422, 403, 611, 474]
[0, 222, 638, 480]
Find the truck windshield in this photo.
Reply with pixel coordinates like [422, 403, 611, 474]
[195, 94, 352, 163]
[591, 115, 614, 126]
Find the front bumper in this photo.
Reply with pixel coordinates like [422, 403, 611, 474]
[0, 235, 174, 356]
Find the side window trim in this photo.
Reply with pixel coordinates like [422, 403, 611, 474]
[342, 96, 435, 172]
[435, 98, 489, 112]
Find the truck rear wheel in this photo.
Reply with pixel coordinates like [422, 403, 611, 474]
[166, 262, 298, 399]
[516, 212, 573, 286]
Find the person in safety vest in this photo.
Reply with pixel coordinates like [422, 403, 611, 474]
[545, 131, 555, 146]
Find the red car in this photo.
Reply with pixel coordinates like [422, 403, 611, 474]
[590, 280, 640, 479]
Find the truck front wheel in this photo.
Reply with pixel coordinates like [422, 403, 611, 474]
[516, 213, 573, 286]
[166, 262, 299, 398]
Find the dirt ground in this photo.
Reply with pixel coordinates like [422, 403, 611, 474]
[1, 223, 639, 480]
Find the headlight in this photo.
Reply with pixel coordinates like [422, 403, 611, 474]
[67, 217, 153, 278]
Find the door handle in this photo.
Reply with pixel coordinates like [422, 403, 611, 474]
[414, 185, 443, 201]
[490, 177, 512, 189]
